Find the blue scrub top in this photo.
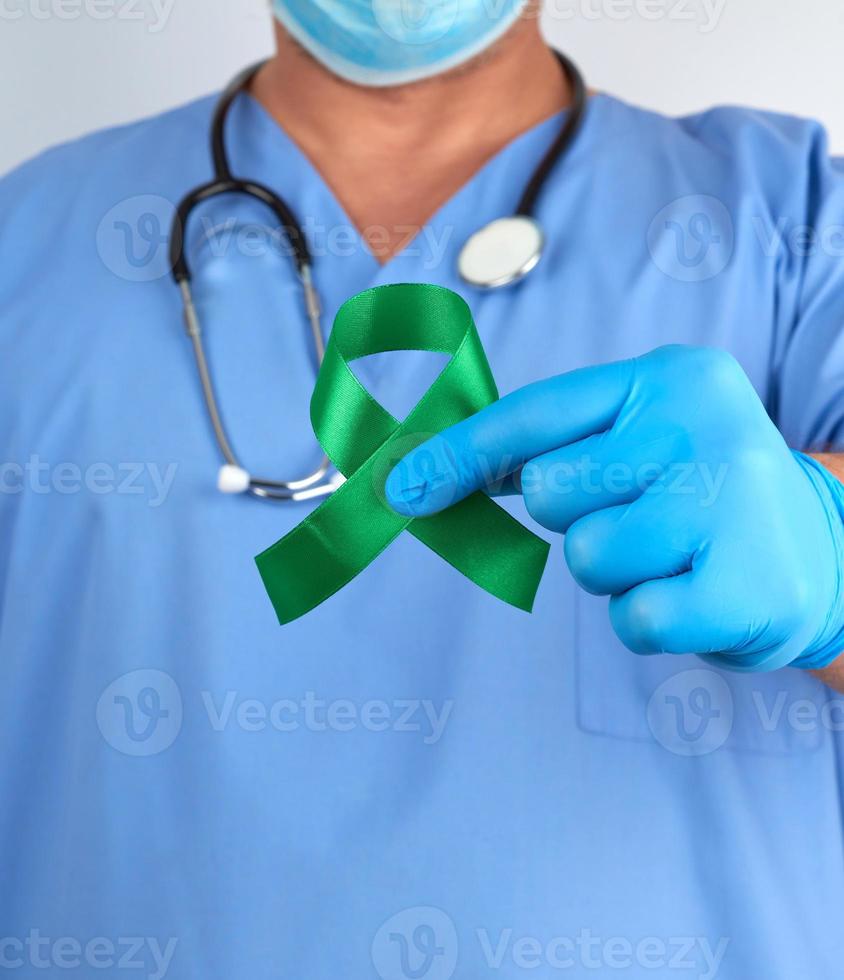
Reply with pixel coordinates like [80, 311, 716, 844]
[1, 87, 844, 979]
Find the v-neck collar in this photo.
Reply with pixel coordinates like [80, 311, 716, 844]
[225, 89, 603, 281]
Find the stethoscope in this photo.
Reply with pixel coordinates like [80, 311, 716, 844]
[169, 50, 587, 502]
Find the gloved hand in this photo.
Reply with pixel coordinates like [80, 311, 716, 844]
[385, 345, 844, 672]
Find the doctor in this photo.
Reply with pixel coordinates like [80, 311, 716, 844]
[1, 1, 844, 978]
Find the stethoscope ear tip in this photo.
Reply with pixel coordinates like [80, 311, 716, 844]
[218, 464, 251, 494]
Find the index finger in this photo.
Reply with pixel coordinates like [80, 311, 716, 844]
[384, 358, 634, 516]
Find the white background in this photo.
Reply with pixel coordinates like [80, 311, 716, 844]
[2, 0, 843, 176]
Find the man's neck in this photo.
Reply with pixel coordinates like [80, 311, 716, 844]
[250, 17, 570, 263]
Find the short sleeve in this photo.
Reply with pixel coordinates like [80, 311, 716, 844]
[770, 125, 844, 450]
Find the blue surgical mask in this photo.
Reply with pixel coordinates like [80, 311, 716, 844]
[272, 0, 529, 87]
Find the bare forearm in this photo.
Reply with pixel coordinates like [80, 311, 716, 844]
[809, 453, 844, 692]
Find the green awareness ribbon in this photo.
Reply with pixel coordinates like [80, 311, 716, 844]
[255, 283, 550, 624]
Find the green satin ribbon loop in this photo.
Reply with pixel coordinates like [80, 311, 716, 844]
[256, 283, 550, 624]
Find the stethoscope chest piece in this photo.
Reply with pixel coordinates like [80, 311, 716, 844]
[458, 215, 545, 289]
[171, 50, 585, 501]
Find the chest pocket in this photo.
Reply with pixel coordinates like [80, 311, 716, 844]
[575, 592, 833, 756]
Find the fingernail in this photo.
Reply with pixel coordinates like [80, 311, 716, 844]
[385, 435, 464, 517]
[385, 464, 428, 516]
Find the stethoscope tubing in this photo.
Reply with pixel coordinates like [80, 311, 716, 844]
[169, 50, 587, 502]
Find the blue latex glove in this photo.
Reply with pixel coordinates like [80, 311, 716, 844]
[386, 346, 844, 672]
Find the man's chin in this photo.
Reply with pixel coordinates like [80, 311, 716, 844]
[269, 7, 539, 94]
